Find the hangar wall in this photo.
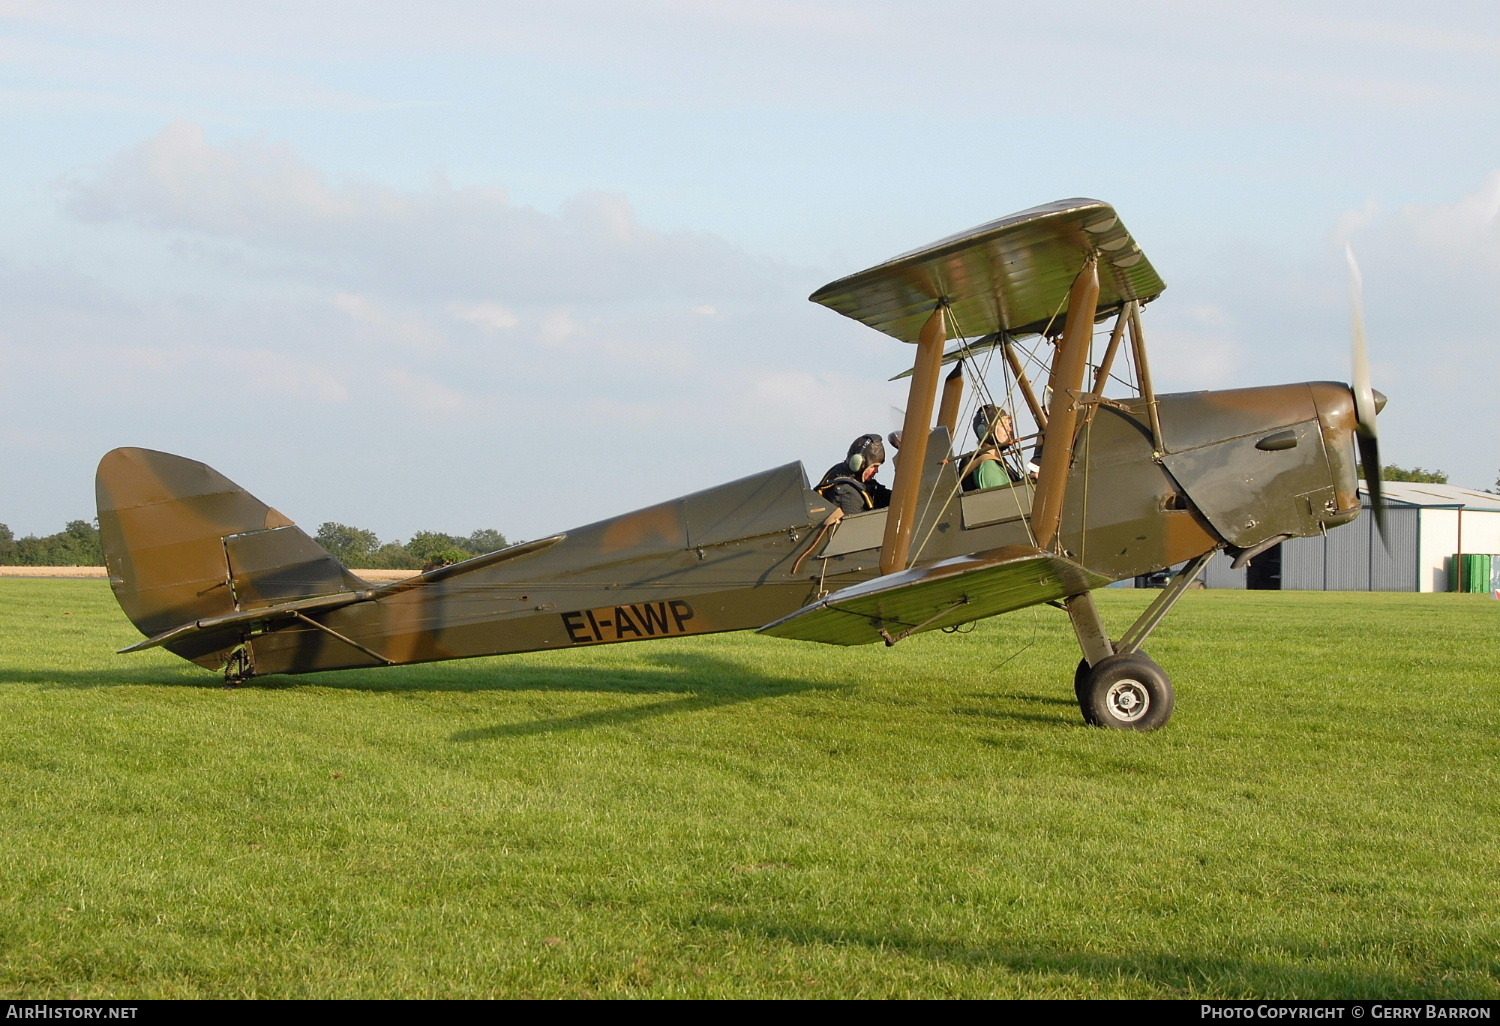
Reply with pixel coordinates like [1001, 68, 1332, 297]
[1416, 509, 1500, 592]
[1280, 507, 1419, 591]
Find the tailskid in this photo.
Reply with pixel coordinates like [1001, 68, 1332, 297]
[223, 646, 255, 688]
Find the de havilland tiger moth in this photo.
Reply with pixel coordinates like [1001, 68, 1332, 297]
[95, 198, 1389, 730]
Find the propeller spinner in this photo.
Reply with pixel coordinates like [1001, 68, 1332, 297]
[1346, 245, 1388, 546]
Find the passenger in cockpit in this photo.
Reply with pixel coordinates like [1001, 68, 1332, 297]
[961, 405, 1027, 490]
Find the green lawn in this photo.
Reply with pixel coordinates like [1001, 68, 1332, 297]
[1, 580, 1496, 999]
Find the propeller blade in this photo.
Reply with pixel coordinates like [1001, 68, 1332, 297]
[1346, 245, 1388, 546]
[1357, 431, 1387, 544]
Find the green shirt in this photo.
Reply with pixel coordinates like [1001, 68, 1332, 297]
[972, 457, 1011, 490]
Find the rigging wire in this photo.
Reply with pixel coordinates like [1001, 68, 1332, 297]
[904, 302, 1019, 566]
[990, 603, 1044, 672]
[900, 274, 1074, 567]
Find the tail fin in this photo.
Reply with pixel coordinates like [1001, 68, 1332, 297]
[96, 447, 366, 668]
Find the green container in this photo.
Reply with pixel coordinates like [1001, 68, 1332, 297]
[1450, 553, 1493, 593]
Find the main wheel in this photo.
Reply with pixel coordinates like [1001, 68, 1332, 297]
[1074, 647, 1151, 725]
[1076, 652, 1174, 731]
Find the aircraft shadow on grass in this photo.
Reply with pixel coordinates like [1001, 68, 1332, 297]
[442, 652, 849, 743]
[685, 912, 1443, 997]
[0, 650, 1091, 738]
[0, 650, 852, 740]
[951, 705, 1077, 728]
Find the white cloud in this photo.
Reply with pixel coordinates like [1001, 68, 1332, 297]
[1397, 169, 1500, 276]
[448, 301, 519, 332]
[1335, 199, 1380, 244]
[1, 124, 872, 539]
[376, 366, 472, 417]
[750, 370, 890, 437]
[63, 123, 789, 308]
[1339, 171, 1500, 314]
[1255, 5, 1500, 59]
[538, 308, 585, 345]
[333, 291, 447, 353]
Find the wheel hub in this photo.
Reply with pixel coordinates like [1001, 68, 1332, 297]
[1105, 678, 1150, 722]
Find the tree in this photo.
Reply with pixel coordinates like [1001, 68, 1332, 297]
[401, 532, 460, 570]
[466, 528, 509, 554]
[407, 531, 466, 564]
[366, 541, 419, 570]
[315, 523, 380, 565]
[0, 516, 510, 569]
[56, 520, 104, 565]
[1382, 465, 1447, 484]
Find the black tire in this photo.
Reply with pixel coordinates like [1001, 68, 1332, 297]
[1077, 652, 1174, 731]
[1075, 647, 1151, 725]
[1074, 657, 1098, 724]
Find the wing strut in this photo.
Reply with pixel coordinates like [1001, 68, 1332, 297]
[880, 303, 949, 574]
[1029, 258, 1100, 551]
[1128, 301, 1165, 453]
[1090, 304, 1131, 398]
[936, 362, 965, 440]
[1001, 337, 1048, 430]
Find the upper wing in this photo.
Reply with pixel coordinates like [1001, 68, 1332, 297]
[811, 198, 1164, 343]
[758, 544, 1108, 646]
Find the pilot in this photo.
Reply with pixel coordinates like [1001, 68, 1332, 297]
[816, 433, 892, 515]
[961, 405, 1027, 490]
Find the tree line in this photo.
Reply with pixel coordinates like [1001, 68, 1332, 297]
[1382, 465, 1448, 484]
[312, 524, 509, 570]
[0, 521, 104, 566]
[0, 520, 508, 569]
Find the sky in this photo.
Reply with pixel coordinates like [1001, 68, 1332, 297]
[2, 0, 1497, 543]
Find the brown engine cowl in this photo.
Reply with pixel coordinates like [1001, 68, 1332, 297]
[1307, 381, 1371, 527]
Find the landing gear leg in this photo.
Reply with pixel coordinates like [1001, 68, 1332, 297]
[223, 645, 255, 688]
[1065, 550, 1217, 730]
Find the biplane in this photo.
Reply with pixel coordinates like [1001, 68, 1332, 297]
[96, 198, 1387, 729]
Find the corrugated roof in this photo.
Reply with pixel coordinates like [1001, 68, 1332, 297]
[1360, 481, 1500, 511]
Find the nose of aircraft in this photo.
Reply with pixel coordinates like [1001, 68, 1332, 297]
[1373, 388, 1388, 414]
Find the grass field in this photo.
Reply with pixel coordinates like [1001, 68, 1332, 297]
[1, 579, 1496, 999]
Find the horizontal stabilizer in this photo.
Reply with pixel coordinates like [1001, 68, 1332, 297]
[118, 590, 370, 653]
[759, 545, 1108, 646]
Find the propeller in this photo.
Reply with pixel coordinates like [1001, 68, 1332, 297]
[1346, 244, 1388, 546]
